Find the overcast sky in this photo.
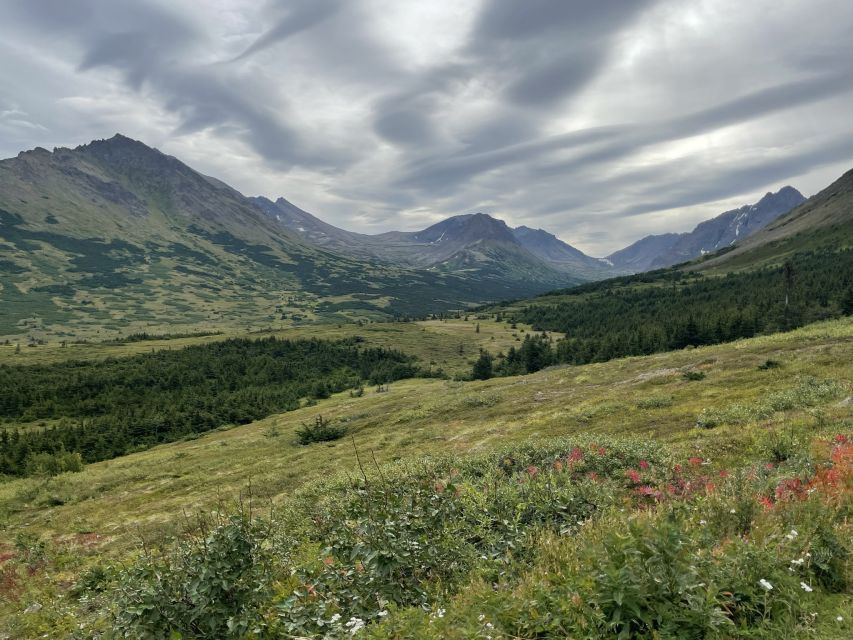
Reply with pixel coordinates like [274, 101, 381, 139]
[1, 0, 852, 255]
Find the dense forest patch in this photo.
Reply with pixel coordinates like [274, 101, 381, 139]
[0, 337, 420, 476]
[479, 248, 853, 376]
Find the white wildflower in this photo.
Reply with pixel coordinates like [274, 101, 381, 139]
[436, 608, 445, 618]
[377, 610, 388, 618]
[758, 579, 773, 591]
[800, 582, 813, 592]
[330, 613, 341, 624]
[790, 558, 804, 565]
[730, 509, 737, 514]
[699, 519, 707, 525]
[837, 616, 844, 622]
[786, 529, 799, 540]
[478, 614, 486, 622]
[345, 617, 365, 635]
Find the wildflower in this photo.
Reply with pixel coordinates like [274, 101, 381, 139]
[787, 529, 799, 539]
[478, 614, 486, 622]
[800, 582, 813, 592]
[765, 462, 775, 470]
[553, 460, 564, 472]
[626, 469, 641, 483]
[330, 613, 341, 624]
[638, 459, 650, 470]
[758, 579, 773, 591]
[526, 465, 539, 479]
[345, 617, 365, 635]
[759, 496, 774, 510]
[699, 519, 707, 525]
[836, 615, 843, 622]
[718, 469, 729, 478]
[791, 558, 805, 566]
[674, 463, 682, 473]
[434, 482, 445, 493]
[568, 447, 583, 463]
[436, 608, 446, 618]
[730, 508, 737, 514]
[689, 456, 703, 466]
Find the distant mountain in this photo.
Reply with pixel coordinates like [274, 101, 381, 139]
[255, 199, 618, 288]
[696, 169, 853, 271]
[608, 187, 806, 272]
[0, 135, 594, 339]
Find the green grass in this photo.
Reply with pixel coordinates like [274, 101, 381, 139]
[0, 318, 544, 378]
[0, 317, 850, 637]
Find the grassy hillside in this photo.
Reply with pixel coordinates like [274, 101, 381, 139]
[0, 138, 560, 342]
[0, 318, 850, 637]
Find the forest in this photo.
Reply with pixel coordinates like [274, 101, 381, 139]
[473, 247, 853, 378]
[0, 337, 420, 476]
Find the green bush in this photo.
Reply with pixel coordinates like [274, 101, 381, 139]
[24, 450, 84, 476]
[112, 514, 278, 639]
[295, 415, 347, 445]
[636, 395, 673, 409]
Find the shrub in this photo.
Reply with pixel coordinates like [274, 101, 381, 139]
[112, 513, 277, 639]
[758, 359, 782, 370]
[295, 415, 347, 445]
[636, 395, 673, 409]
[683, 370, 706, 381]
[24, 451, 84, 476]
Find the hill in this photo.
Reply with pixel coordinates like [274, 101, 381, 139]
[1, 317, 850, 637]
[696, 168, 853, 271]
[483, 170, 852, 368]
[608, 186, 805, 272]
[0, 136, 589, 341]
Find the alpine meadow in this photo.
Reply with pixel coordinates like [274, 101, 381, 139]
[0, 2, 852, 639]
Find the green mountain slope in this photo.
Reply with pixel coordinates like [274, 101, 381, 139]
[0, 136, 576, 339]
[695, 168, 853, 271]
[485, 168, 853, 367]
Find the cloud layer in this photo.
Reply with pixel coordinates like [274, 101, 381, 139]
[1, 0, 852, 254]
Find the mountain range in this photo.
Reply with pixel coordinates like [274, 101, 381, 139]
[0, 134, 839, 339]
[253, 197, 615, 282]
[607, 186, 806, 272]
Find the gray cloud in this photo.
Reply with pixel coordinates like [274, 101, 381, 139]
[234, 0, 343, 61]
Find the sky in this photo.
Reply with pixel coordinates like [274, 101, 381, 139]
[1, 0, 852, 256]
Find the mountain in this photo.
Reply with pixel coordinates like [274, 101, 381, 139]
[255, 198, 617, 287]
[512, 225, 617, 279]
[695, 169, 853, 271]
[0, 135, 580, 339]
[608, 187, 806, 272]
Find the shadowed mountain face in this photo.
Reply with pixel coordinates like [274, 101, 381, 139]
[695, 169, 853, 271]
[0, 135, 613, 339]
[608, 187, 806, 272]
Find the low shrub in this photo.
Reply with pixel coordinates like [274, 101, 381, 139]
[295, 415, 347, 445]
